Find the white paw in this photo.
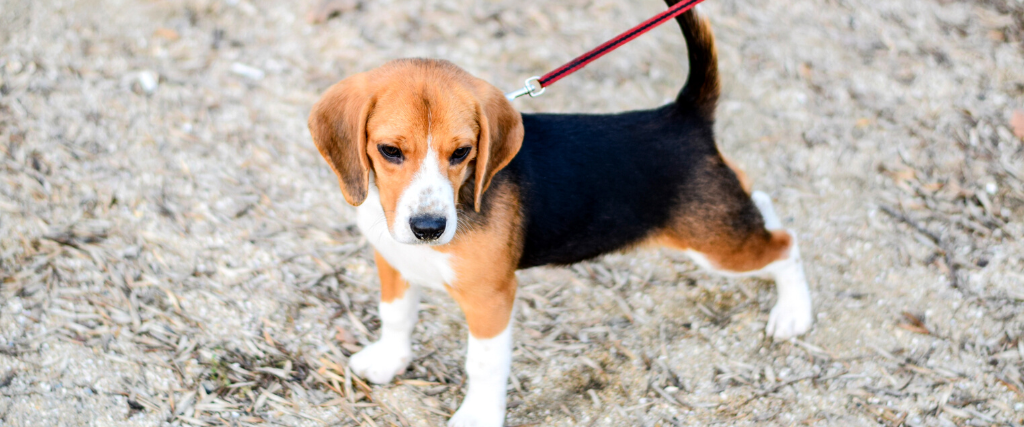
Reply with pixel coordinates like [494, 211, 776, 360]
[447, 394, 505, 427]
[349, 339, 412, 384]
[766, 297, 813, 340]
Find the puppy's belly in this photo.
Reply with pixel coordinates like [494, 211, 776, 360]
[357, 187, 455, 290]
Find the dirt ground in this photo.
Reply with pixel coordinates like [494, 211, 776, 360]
[2, 0, 1023, 425]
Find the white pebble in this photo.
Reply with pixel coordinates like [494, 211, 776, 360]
[122, 70, 158, 94]
[137, 70, 159, 94]
[231, 62, 265, 80]
[985, 182, 997, 194]
[4, 60, 23, 74]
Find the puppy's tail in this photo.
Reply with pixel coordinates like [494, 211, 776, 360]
[669, 3, 719, 120]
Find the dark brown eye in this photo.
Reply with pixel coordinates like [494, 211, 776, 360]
[378, 145, 403, 163]
[450, 146, 471, 164]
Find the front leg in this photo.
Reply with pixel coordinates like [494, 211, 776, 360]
[446, 277, 516, 427]
[350, 251, 419, 384]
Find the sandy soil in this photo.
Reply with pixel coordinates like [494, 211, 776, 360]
[1, 0, 1023, 425]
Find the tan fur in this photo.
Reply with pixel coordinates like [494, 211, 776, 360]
[690, 11, 720, 114]
[644, 152, 790, 272]
[374, 251, 408, 303]
[308, 59, 523, 230]
[652, 228, 792, 272]
[310, 59, 524, 338]
[470, 80, 524, 212]
[310, 12, 810, 421]
[438, 184, 522, 338]
[308, 73, 373, 206]
[674, 6, 720, 119]
[311, 58, 778, 337]
[722, 155, 752, 195]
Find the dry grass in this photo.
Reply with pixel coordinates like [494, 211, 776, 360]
[1, 0, 1023, 425]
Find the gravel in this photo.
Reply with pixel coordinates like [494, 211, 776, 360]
[1, 0, 1022, 425]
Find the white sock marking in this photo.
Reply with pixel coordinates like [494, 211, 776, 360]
[751, 190, 782, 229]
[751, 191, 812, 339]
[762, 234, 813, 340]
[684, 191, 813, 340]
[349, 287, 420, 384]
[448, 324, 512, 427]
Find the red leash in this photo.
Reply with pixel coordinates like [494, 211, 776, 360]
[506, 0, 707, 101]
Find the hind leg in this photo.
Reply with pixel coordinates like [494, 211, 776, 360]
[749, 191, 813, 339]
[659, 186, 812, 340]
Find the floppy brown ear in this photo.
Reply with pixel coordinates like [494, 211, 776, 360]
[472, 82, 524, 212]
[308, 73, 375, 206]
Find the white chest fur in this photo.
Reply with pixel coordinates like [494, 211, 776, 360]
[356, 186, 456, 291]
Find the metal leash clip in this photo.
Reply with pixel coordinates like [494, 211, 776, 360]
[505, 76, 545, 101]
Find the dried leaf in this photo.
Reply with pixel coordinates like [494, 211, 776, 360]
[996, 376, 1024, 398]
[397, 379, 441, 387]
[897, 312, 930, 335]
[153, 27, 179, 41]
[334, 325, 357, 345]
[896, 323, 931, 335]
[1011, 110, 1024, 139]
[307, 0, 358, 24]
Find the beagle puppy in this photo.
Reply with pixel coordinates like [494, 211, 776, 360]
[308, 4, 812, 426]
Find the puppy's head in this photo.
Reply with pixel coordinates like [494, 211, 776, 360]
[309, 59, 523, 245]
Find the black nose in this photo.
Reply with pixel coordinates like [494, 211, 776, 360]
[409, 216, 446, 241]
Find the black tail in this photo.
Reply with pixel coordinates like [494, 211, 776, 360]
[666, 2, 719, 120]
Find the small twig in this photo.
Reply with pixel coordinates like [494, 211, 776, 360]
[729, 370, 847, 410]
[648, 380, 692, 409]
[879, 205, 941, 244]
[879, 205, 960, 289]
